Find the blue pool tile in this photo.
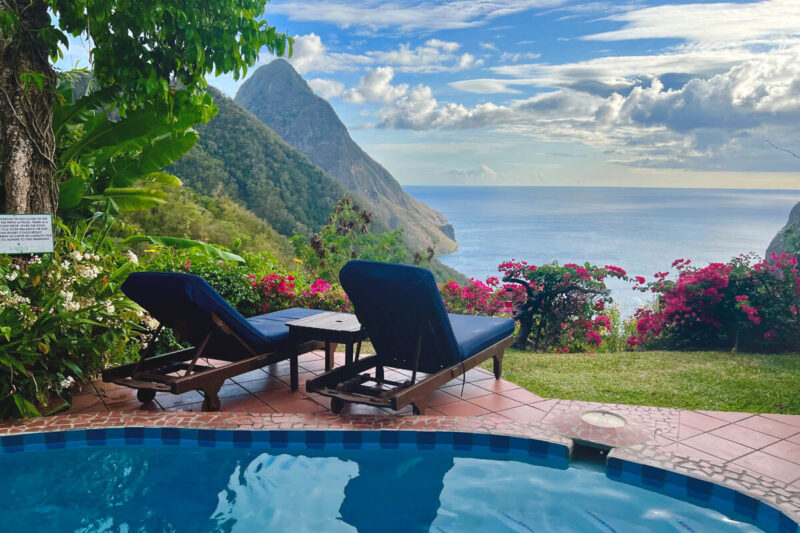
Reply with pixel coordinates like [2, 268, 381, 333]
[472, 433, 491, 451]
[779, 512, 800, 533]
[360, 431, 382, 450]
[44, 431, 66, 449]
[124, 427, 144, 445]
[343, 431, 362, 450]
[734, 492, 760, 520]
[379, 431, 399, 449]
[233, 431, 252, 448]
[197, 429, 216, 447]
[641, 465, 666, 488]
[416, 432, 436, 450]
[213, 430, 235, 448]
[1, 434, 24, 453]
[305, 431, 325, 450]
[251, 430, 270, 447]
[489, 435, 510, 453]
[686, 477, 713, 503]
[755, 503, 780, 533]
[452, 432, 472, 451]
[710, 485, 737, 516]
[161, 428, 181, 445]
[606, 457, 623, 478]
[269, 430, 288, 448]
[86, 428, 106, 446]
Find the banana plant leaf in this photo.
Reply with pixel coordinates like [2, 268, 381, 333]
[123, 235, 245, 263]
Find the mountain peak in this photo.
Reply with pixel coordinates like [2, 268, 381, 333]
[235, 63, 457, 253]
[255, 59, 311, 90]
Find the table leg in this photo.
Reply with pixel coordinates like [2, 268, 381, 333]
[325, 341, 334, 371]
[290, 346, 299, 392]
[345, 342, 354, 367]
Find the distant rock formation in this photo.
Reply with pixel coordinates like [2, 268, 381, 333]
[235, 59, 457, 254]
[766, 201, 800, 259]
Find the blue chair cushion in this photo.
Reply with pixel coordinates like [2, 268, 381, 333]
[448, 313, 515, 360]
[339, 260, 514, 373]
[245, 308, 326, 345]
[122, 272, 326, 360]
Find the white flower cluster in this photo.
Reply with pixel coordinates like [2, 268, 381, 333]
[60, 290, 80, 312]
[125, 250, 139, 265]
[59, 376, 76, 389]
[103, 300, 115, 315]
[0, 291, 31, 307]
[142, 315, 160, 330]
[4, 271, 18, 282]
[76, 264, 101, 280]
[70, 251, 100, 262]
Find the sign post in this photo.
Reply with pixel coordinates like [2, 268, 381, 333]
[0, 214, 55, 254]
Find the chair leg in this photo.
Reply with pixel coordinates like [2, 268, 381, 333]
[201, 380, 224, 412]
[412, 397, 427, 415]
[493, 354, 503, 379]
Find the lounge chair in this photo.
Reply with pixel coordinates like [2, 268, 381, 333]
[102, 272, 328, 411]
[306, 261, 515, 414]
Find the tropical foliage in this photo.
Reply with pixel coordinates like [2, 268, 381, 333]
[291, 197, 432, 283]
[0, 225, 145, 418]
[629, 255, 800, 352]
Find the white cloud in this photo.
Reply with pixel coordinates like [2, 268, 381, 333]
[343, 67, 409, 104]
[499, 52, 542, 62]
[583, 0, 800, 45]
[449, 79, 523, 94]
[270, 0, 568, 32]
[308, 78, 345, 99]
[366, 40, 482, 73]
[287, 33, 371, 74]
[444, 164, 502, 185]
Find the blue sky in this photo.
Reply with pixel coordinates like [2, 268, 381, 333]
[62, 0, 800, 188]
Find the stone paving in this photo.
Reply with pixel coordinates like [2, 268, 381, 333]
[2, 349, 799, 521]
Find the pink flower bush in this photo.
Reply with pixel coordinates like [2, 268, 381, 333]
[629, 253, 800, 351]
[256, 273, 349, 313]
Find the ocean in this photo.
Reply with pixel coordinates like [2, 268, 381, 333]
[405, 186, 800, 316]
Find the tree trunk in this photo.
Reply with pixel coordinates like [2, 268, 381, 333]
[0, 1, 57, 215]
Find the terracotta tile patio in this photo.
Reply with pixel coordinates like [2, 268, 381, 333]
[5, 348, 800, 520]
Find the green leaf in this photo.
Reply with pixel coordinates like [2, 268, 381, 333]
[103, 187, 166, 211]
[61, 360, 84, 379]
[110, 130, 198, 187]
[139, 172, 182, 187]
[123, 235, 245, 263]
[58, 176, 84, 209]
[0, 353, 27, 374]
[13, 394, 41, 418]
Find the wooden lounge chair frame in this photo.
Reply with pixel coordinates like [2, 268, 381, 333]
[103, 312, 324, 411]
[307, 333, 512, 415]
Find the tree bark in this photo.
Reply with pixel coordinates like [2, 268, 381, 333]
[0, 0, 57, 215]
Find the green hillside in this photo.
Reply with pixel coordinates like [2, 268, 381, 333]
[121, 186, 295, 264]
[169, 87, 347, 236]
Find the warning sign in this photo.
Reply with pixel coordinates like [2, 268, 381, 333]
[0, 214, 54, 254]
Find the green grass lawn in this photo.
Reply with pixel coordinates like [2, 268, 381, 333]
[486, 349, 800, 414]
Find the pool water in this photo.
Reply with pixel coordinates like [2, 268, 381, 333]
[0, 445, 762, 532]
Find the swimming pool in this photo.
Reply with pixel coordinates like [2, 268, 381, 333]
[0, 428, 794, 532]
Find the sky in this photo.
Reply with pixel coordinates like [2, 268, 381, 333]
[61, 0, 800, 188]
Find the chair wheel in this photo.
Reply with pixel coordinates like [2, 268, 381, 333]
[137, 389, 156, 404]
[331, 397, 346, 414]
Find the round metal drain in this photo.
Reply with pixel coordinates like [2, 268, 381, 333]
[581, 410, 626, 428]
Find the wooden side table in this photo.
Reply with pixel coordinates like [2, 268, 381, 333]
[286, 311, 368, 391]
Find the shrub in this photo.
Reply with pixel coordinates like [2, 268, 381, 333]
[0, 229, 144, 418]
[628, 254, 800, 352]
[497, 260, 629, 352]
[291, 197, 432, 283]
